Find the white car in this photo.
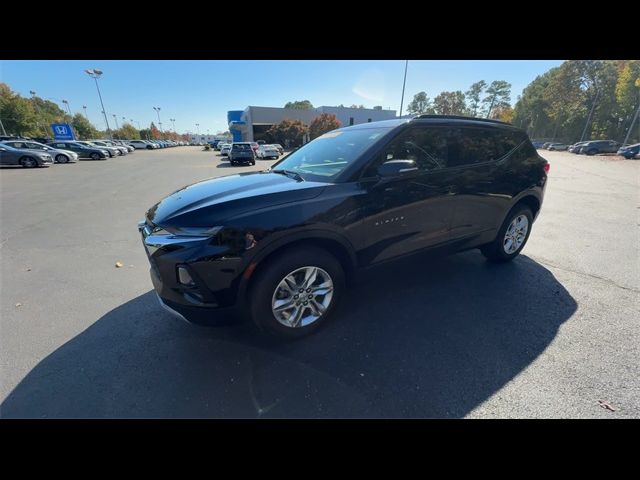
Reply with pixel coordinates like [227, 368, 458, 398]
[257, 144, 280, 159]
[220, 143, 232, 156]
[129, 140, 156, 150]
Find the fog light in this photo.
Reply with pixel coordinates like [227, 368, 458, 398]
[177, 266, 195, 286]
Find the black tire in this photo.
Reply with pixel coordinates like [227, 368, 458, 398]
[251, 160, 256, 165]
[481, 205, 533, 263]
[55, 154, 69, 164]
[90, 153, 100, 160]
[20, 156, 37, 168]
[249, 246, 346, 339]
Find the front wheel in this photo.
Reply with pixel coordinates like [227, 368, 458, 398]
[90, 153, 100, 160]
[481, 206, 533, 263]
[55, 154, 69, 163]
[20, 156, 38, 168]
[249, 247, 345, 339]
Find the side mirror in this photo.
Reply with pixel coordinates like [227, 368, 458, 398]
[377, 159, 418, 178]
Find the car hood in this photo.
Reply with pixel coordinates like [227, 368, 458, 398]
[146, 171, 328, 227]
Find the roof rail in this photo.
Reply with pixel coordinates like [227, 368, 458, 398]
[413, 114, 512, 126]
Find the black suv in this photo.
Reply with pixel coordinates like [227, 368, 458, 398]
[139, 116, 548, 338]
[228, 142, 256, 166]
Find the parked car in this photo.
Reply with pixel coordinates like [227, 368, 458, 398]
[568, 141, 588, 153]
[138, 115, 548, 338]
[128, 140, 154, 150]
[617, 143, 640, 159]
[272, 144, 284, 154]
[256, 144, 280, 159]
[91, 140, 128, 155]
[578, 140, 619, 155]
[47, 141, 109, 160]
[531, 140, 546, 149]
[635, 152, 640, 159]
[110, 140, 134, 152]
[541, 142, 552, 149]
[1, 140, 78, 163]
[74, 140, 120, 157]
[0, 143, 54, 167]
[547, 143, 568, 151]
[220, 143, 232, 156]
[229, 142, 256, 166]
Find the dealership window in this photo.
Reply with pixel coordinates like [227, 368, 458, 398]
[349, 117, 354, 126]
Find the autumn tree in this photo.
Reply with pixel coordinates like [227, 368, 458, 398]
[309, 113, 341, 139]
[406, 92, 433, 115]
[266, 118, 308, 147]
[432, 91, 466, 115]
[284, 100, 314, 109]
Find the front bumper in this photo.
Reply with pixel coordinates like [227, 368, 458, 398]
[139, 221, 244, 325]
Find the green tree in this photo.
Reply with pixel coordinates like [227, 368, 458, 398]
[284, 100, 314, 109]
[309, 113, 341, 139]
[114, 122, 140, 140]
[70, 113, 99, 140]
[615, 61, 640, 140]
[465, 81, 486, 117]
[0, 83, 39, 136]
[266, 118, 308, 147]
[483, 80, 511, 118]
[406, 91, 433, 115]
[432, 91, 466, 115]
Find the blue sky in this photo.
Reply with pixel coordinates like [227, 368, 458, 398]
[2, 60, 563, 133]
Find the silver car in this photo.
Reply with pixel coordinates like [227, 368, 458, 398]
[1, 140, 79, 163]
[0, 143, 53, 167]
[75, 140, 120, 157]
[90, 140, 128, 155]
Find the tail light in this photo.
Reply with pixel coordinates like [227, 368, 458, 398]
[543, 162, 550, 173]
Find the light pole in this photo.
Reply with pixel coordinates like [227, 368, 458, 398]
[0, 115, 7, 136]
[85, 69, 112, 140]
[112, 114, 120, 138]
[195, 123, 200, 141]
[29, 90, 48, 136]
[398, 60, 409, 118]
[153, 107, 163, 137]
[170, 118, 176, 132]
[82, 105, 89, 121]
[62, 99, 72, 117]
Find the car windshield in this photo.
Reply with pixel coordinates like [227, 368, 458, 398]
[269, 127, 392, 182]
[233, 144, 252, 151]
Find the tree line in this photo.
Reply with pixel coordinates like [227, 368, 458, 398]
[405, 60, 639, 143]
[0, 83, 190, 141]
[406, 80, 513, 121]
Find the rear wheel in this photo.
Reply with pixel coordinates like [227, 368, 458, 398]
[249, 247, 345, 339]
[481, 206, 533, 263]
[20, 156, 37, 168]
[55, 154, 69, 163]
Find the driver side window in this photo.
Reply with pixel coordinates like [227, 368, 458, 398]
[364, 126, 448, 177]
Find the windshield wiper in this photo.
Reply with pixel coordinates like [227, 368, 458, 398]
[270, 169, 304, 181]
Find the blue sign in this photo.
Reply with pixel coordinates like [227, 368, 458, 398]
[51, 123, 75, 140]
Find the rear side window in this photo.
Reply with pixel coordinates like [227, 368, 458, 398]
[447, 127, 524, 167]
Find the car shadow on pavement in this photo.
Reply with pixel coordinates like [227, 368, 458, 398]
[0, 251, 576, 418]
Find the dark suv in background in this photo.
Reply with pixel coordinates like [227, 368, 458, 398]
[228, 142, 256, 166]
[139, 115, 548, 338]
[578, 140, 619, 155]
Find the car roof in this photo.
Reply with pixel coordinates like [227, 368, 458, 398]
[337, 115, 522, 133]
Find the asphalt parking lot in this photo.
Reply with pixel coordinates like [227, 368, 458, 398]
[1, 147, 638, 418]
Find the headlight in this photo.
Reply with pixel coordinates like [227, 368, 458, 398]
[152, 226, 223, 237]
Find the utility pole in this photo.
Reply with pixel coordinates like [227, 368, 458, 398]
[112, 114, 120, 139]
[153, 107, 163, 138]
[580, 88, 600, 142]
[83, 105, 89, 120]
[399, 60, 409, 118]
[62, 99, 72, 117]
[0, 115, 7, 135]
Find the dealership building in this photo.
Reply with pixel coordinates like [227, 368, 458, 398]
[227, 105, 397, 143]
